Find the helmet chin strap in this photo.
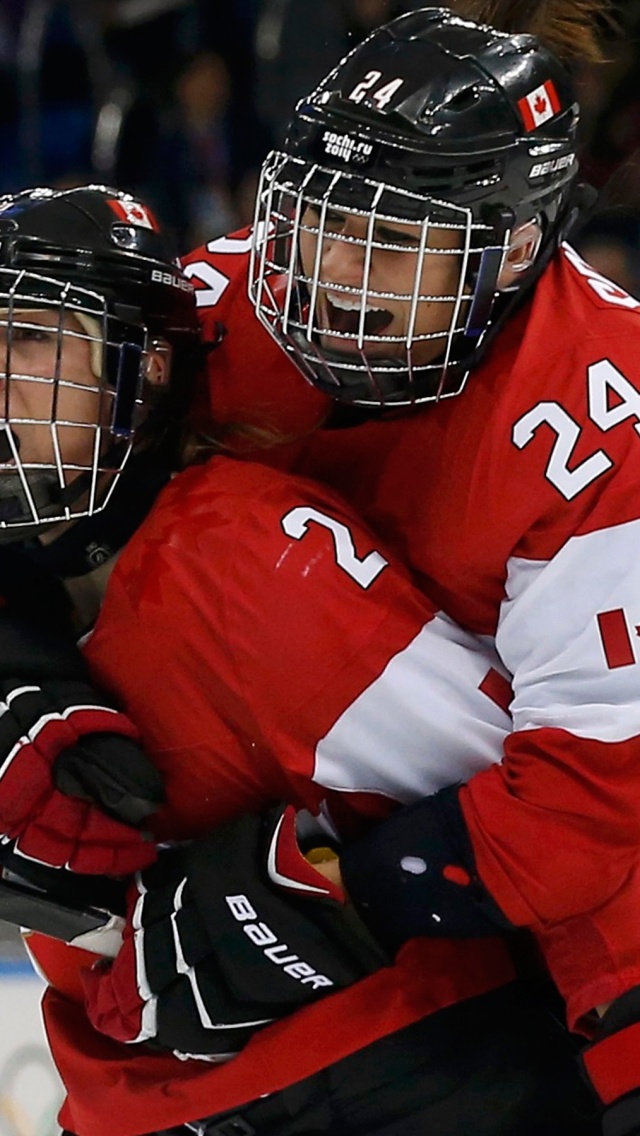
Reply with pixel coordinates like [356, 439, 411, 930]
[0, 428, 129, 541]
[6, 451, 170, 579]
[0, 470, 69, 537]
[0, 430, 73, 537]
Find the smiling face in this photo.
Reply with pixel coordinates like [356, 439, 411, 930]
[297, 204, 467, 366]
[250, 152, 540, 405]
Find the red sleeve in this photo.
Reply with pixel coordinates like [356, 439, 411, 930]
[86, 457, 512, 845]
[181, 229, 330, 461]
[85, 459, 437, 836]
[452, 257, 640, 1022]
[218, 467, 433, 816]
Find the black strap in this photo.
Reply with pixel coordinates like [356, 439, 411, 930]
[20, 451, 171, 579]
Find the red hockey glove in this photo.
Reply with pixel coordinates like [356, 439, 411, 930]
[0, 675, 163, 875]
[0, 571, 163, 877]
[83, 805, 388, 1058]
[582, 987, 640, 1136]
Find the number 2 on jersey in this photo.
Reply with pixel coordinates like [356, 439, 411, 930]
[281, 507, 388, 589]
[183, 229, 268, 308]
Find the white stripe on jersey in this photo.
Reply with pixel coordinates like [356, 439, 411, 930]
[499, 515, 640, 742]
[313, 611, 511, 803]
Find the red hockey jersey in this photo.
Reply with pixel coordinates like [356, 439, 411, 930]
[183, 229, 330, 460]
[31, 458, 515, 1136]
[29, 232, 640, 1136]
[180, 231, 640, 1026]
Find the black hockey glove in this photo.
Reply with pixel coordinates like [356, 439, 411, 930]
[339, 783, 515, 952]
[582, 986, 640, 1136]
[83, 805, 389, 1058]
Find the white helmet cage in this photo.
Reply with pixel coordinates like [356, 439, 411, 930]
[250, 152, 512, 407]
[0, 268, 149, 531]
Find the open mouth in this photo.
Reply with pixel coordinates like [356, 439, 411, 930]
[324, 294, 394, 338]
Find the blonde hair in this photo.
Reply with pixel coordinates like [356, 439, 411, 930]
[73, 311, 104, 378]
[179, 419, 297, 467]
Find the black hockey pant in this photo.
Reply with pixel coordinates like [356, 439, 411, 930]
[153, 979, 601, 1136]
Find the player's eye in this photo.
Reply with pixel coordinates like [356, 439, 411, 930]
[325, 208, 346, 227]
[0, 320, 57, 345]
[374, 227, 421, 248]
[305, 204, 347, 232]
[11, 325, 55, 344]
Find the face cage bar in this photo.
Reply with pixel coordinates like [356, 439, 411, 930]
[249, 152, 513, 406]
[0, 269, 148, 528]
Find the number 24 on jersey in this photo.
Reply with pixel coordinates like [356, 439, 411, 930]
[513, 359, 640, 500]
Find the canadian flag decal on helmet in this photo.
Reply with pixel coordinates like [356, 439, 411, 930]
[108, 198, 159, 231]
[518, 80, 561, 131]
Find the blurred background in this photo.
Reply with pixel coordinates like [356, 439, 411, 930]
[0, 0, 637, 290]
[0, 4, 637, 1129]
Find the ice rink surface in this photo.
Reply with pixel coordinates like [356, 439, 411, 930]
[0, 924, 63, 1136]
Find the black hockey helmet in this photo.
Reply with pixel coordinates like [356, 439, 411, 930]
[0, 185, 198, 347]
[0, 185, 198, 535]
[250, 6, 583, 406]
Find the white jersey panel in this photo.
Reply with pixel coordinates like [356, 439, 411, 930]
[499, 516, 640, 742]
[313, 611, 510, 803]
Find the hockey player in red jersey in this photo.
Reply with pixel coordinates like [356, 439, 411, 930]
[0, 190, 599, 1134]
[0, 184, 190, 908]
[178, 2, 640, 1132]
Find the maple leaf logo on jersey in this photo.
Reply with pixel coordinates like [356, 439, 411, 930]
[107, 198, 159, 231]
[517, 81, 561, 132]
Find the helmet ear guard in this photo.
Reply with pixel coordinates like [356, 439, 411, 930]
[72, 306, 148, 440]
[107, 322, 146, 439]
[496, 218, 544, 287]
